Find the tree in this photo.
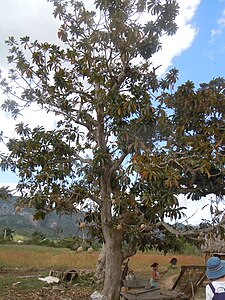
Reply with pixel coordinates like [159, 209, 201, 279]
[2, 227, 14, 241]
[0, 0, 225, 299]
[0, 186, 12, 201]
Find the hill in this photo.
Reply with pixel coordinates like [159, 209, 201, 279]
[0, 196, 84, 238]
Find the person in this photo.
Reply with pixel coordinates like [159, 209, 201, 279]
[150, 262, 163, 288]
[205, 256, 225, 300]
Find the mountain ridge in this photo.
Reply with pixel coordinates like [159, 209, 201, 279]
[0, 196, 83, 238]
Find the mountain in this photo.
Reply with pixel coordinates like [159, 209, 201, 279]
[0, 197, 84, 238]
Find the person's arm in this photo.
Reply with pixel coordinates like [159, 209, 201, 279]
[160, 270, 168, 275]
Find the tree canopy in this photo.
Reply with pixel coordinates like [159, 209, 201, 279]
[0, 0, 225, 299]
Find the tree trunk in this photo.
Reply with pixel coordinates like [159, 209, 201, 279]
[102, 229, 124, 300]
[94, 243, 106, 281]
[95, 118, 124, 299]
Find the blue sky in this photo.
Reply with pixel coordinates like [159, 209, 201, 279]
[173, 0, 225, 85]
[0, 0, 225, 224]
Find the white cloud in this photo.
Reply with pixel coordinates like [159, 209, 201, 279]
[164, 193, 225, 225]
[0, 106, 58, 140]
[0, 0, 60, 68]
[0, 0, 201, 73]
[152, 0, 201, 75]
[211, 9, 225, 41]
[175, 194, 225, 225]
[1, 182, 18, 192]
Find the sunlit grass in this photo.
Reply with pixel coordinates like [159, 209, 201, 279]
[0, 244, 204, 273]
[130, 252, 204, 269]
[129, 252, 204, 278]
[0, 245, 99, 270]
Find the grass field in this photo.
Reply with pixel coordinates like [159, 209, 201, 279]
[0, 244, 204, 271]
[0, 244, 206, 299]
[0, 244, 99, 270]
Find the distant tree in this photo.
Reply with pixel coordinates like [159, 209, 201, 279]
[3, 227, 14, 241]
[0, 186, 12, 201]
[32, 231, 46, 240]
[30, 231, 46, 244]
[0, 0, 225, 299]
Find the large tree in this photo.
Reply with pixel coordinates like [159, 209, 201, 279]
[0, 0, 225, 299]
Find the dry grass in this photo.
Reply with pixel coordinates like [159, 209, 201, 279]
[126, 252, 205, 281]
[0, 245, 99, 270]
[130, 252, 204, 272]
[0, 244, 204, 273]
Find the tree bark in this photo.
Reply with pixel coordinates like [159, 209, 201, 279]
[94, 243, 106, 282]
[96, 105, 125, 299]
[102, 230, 123, 300]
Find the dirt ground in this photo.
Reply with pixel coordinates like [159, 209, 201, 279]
[161, 272, 206, 300]
[0, 288, 92, 300]
[0, 268, 95, 300]
[0, 268, 206, 300]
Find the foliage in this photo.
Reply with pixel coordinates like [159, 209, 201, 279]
[55, 236, 99, 250]
[0, 0, 184, 251]
[0, 186, 12, 201]
[25, 231, 54, 246]
[32, 231, 46, 240]
[133, 78, 225, 202]
[22, 231, 90, 248]
[1, 227, 14, 242]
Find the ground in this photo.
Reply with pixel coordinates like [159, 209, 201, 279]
[0, 268, 97, 300]
[0, 288, 92, 300]
[0, 267, 206, 300]
[161, 270, 206, 299]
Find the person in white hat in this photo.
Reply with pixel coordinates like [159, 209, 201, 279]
[205, 256, 225, 300]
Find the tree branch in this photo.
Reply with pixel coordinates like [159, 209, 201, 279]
[150, 220, 225, 237]
[109, 152, 128, 175]
[123, 239, 137, 260]
[74, 154, 92, 164]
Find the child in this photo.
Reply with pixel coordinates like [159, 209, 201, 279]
[150, 262, 160, 288]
